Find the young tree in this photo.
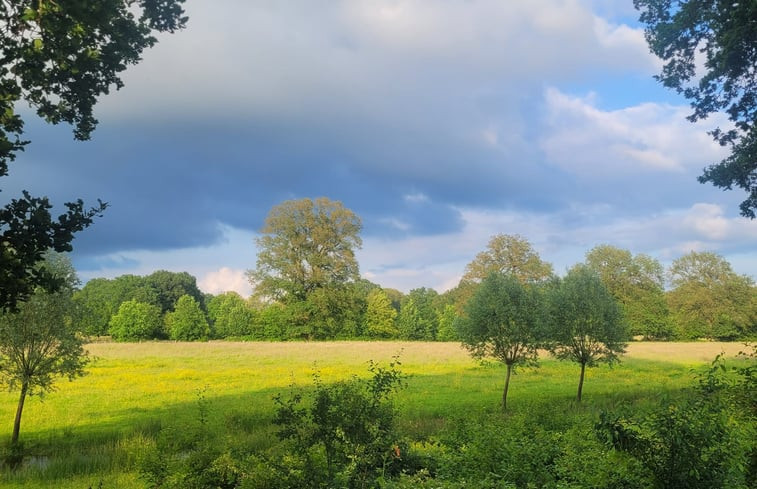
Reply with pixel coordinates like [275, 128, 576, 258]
[165, 295, 210, 341]
[547, 266, 628, 402]
[364, 289, 399, 338]
[436, 304, 459, 341]
[397, 288, 439, 340]
[458, 272, 544, 409]
[0, 0, 187, 311]
[248, 197, 362, 303]
[108, 300, 162, 342]
[0, 253, 87, 446]
[634, 0, 757, 217]
[207, 292, 254, 338]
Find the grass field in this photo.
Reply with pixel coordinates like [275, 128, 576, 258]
[0, 341, 748, 488]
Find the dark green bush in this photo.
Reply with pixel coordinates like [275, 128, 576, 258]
[265, 358, 405, 488]
[596, 353, 756, 489]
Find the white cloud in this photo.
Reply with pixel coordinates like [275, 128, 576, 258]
[540, 88, 729, 176]
[198, 267, 252, 296]
[98, 0, 658, 122]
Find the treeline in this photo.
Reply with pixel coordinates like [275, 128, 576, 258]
[75, 246, 756, 343]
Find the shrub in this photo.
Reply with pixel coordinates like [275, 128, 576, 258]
[596, 353, 755, 489]
[267, 358, 405, 488]
[165, 295, 210, 341]
[108, 300, 162, 341]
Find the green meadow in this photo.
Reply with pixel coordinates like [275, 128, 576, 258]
[0, 341, 748, 488]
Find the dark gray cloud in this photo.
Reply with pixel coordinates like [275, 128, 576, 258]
[4, 0, 755, 291]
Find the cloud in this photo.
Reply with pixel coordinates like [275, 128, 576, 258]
[98, 0, 658, 121]
[11, 0, 753, 296]
[540, 87, 728, 176]
[198, 267, 252, 296]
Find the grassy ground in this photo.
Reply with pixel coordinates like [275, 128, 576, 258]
[0, 341, 746, 488]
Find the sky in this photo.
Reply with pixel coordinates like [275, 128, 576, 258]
[4, 0, 756, 296]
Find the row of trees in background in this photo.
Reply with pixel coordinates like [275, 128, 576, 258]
[70, 200, 756, 343]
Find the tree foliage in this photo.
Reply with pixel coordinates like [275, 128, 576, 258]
[547, 266, 628, 402]
[364, 289, 398, 338]
[585, 245, 671, 339]
[436, 304, 459, 341]
[144, 270, 204, 314]
[396, 288, 439, 341]
[74, 274, 160, 336]
[0, 0, 187, 168]
[0, 0, 187, 311]
[207, 292, 254, 338]
[1, 193, 106, 312]
[462, 234, 554, 285]
[0, 252, 86, 445]
[249, 197, 362, 303]
[458, 272, 544, 409]
[667, 251, 757, 339]
[165, 295, 209, 341]
[634, 0, 757, 217]
[108, 299, 162, 342]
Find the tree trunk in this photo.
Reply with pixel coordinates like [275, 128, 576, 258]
[12, 382, 28, 445]
[502, 363, 512, 410]
[577, 362, 586, 402]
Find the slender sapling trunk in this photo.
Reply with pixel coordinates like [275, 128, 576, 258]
[502, 363, 512, 410]
[577, 361, 586, 402]
[12, 382, 28, 445]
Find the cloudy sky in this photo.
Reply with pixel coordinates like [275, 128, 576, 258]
[5, 0, 756, 295]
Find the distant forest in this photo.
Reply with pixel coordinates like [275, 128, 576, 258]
[74, 231, 756, 343]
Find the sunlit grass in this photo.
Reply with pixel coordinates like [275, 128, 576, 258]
[0, 341, 744, 488]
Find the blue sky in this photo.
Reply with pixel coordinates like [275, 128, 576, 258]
[5, 0, 756, 295]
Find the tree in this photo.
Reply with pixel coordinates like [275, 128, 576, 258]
[165, 295, 209, 341]
[458, 272, 544, 409]
[398, 288, 439, 340]
[1, 194, 106, 312]
[73, 274, 159, 336]
[634, 0, 757, 217]
[108, 299, 162, 341]
[0, 252, 86, 446]
[667, 251, 756, 339]
[436, 304, 460, 341]
[248, 197, 362, 303]
[0, 0, 187, 311]
[144, 270, 204, 314]
[585, 245, 672, 339]
[364, 289, 398, 338]
[547, 266, 628, 402]
[462, 234, 554, 284]
[207, 291, 254, 338]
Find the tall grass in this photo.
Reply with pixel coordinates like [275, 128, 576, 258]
[0, 341, 743, 488]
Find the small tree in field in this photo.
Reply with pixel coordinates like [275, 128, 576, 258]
[364, 289, 398, 338]
[458, 272, 544, 409]
[108, 300, 162, 341]
[547, 266, 627, 402]
[165, 294, 210, 341]
[0, 253, 87, 447]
